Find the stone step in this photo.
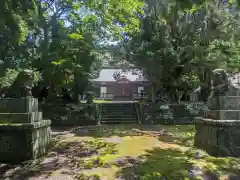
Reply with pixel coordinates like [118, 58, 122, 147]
[101, 118, 137, 121]
[101, 116, 136, 120]
[101, 109, 136, 113]
[102, 106, 135, 108]
[100, 121, 137, 124]
[100, 103, 137, 124]
[101, 111, 136, 115]
[101, 114, 136, 118]
[102, 108, 135, 111]
[102, 108, 136, 111]
[102, 112, 136, 115]
[102, 105, 135, 108]
[103, 103, 134, 105]
[0, 112, 43, 123]
[101, 110, 137, 114]
[101, 116, 137, 119]
[102, 105, 135, 107]
[101, 113, 137, 118]
[102, 107, 135, 110]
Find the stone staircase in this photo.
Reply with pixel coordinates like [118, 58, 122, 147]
[100, 103, 138, 124]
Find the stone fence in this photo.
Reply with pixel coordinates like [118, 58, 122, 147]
[138, 101, 207, 124]
[41, 103, 100, 126]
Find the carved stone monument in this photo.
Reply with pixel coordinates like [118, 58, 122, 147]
[0, 69, 52, 163]
[194, 69, 240, 157]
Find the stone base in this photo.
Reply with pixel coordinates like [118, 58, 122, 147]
[0, 98, 38, 113]
[0, 112, 43, 123]
[194, 117, 240, 157]
[204, 110, 240, 120]
[0, 120, 51, 164]
[170, 104, 192, 118]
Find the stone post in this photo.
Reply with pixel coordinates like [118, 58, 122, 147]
[194, 69, 240, 157]
[0, 69, 52, 163]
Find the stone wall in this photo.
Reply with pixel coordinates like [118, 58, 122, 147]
[138, 101, 207, 124]
[42, 103, 99, 126]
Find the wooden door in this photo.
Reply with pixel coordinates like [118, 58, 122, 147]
[114, 83, 132, 99]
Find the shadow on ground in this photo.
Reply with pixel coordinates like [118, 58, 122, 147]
[72, 125, 142, 137]
[71, 124, 172, 138]
[1, 137, 117, 180]
[116, 147, 240, 180]
[157, 125, 195, 146]
[1, 141, 84, 179]
[116, 147, 210, 180]
[71, 124, 196, 148]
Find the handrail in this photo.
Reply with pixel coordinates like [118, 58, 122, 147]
[98, 103, 102, 125]
[134, 102, 141, 124]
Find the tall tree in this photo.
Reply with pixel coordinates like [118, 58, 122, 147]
[0, 0, 145, 101]
[123, 0, 238, 103]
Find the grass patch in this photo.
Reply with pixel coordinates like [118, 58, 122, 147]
[74, 125, 240, 179]
[68, 125, 195, 179]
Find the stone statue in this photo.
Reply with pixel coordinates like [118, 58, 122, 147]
[86, 92, 94, 104]
[7, 69, 34, 98]
[210, 69, 229, 96]
[195, 68, 240, 157]
[209, 68, 240, 97]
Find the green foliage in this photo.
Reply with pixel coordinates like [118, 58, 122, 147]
[0, 68, 42, 89]
[87, 139, 117, 155]
[121, 0, 240, 99]
[0, 0, 36, 44]
[0, 0, 144, 101]
[0, 69, 19, 88]
[172, 73, 200, 91]
[67, 33, 84, 40]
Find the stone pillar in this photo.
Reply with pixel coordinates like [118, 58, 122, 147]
[0, 97, 51, 163]
[194, 69, 240, 157]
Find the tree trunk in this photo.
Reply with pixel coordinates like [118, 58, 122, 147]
[151, 84, 157, 124]
[72, 72, 80, 104]
[151, 86, 156, 104]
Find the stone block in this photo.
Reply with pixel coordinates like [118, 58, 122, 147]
[208, 96, 240, 110]
[227, 86, 240, 96]
[194, 119, 218, 156]
[0, 98, 38, 113]
[170, 104, 192, 118]
[0, 112, 43, 123]
[194, 118, 240, 157]
[217, 126, 240, 156]
[0, 120, 51, 163]
[204, 110, 240, 120]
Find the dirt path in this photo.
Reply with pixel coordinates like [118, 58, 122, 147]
[1, 125, 240, 180]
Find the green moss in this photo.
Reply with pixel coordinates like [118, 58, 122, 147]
[16, 124, 240, 179]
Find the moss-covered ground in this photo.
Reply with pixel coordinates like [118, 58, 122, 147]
[1, 125, 240, 180]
